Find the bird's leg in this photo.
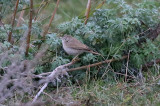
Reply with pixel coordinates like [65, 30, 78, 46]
[72, 54, 79, 62]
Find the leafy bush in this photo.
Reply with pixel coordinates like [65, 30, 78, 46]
[57, 0, 160, 77]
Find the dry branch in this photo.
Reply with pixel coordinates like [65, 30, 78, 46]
[125, 51, 130, 82]
[96, 0, 105, 9]
[8, 0, 19, 43]
[32, 60, 76, 102]
[85, 0, 91, 24]
[38, 0, 60, 49]
[34, 0, 46, 21]
[42, 0, 60, 39]
[25, 0, 33, 56]
[68, 55, 128, 72]
[37, 55, 128, 77]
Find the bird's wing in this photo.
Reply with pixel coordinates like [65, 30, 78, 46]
[67, 37, 91, 51]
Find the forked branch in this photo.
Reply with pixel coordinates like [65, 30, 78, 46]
[32, 60, 76, 102]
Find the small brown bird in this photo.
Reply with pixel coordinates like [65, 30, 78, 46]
[61, 35, 100, 58]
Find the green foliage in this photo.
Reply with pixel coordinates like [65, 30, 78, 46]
[57, 0, 160, 72]
[1, 0, 159, 78]
[46, 33, 61, 50]
[0, 0, 28, 19]
[51, 56, 70, 69]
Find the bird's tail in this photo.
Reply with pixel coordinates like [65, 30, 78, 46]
[89, 50, 105, 60]
[89, 50, 100, 55]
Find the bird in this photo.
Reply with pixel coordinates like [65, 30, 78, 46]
[60, 34, 100, 60]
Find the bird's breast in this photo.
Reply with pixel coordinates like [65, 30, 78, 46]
[62, 43, 83, 56]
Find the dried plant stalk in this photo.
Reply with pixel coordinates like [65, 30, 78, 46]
[37, 55, 128, 77]
[68, 55, 128, 72]
[8, 0, 19, 43]
[38, 0, 60, 49]
[25, 0, 33, 56]
[42, 0, 60, 39]
[34, 0, 46, 21]
[85, 0, 91, 24]
[32, 60, 75, 102]
[125, 51, 130, 82]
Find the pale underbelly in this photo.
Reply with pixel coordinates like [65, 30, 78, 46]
[64, 47, 84, 56]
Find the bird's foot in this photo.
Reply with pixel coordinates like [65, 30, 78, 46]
[72, 58, 80, 62]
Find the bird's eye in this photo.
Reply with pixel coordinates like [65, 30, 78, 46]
[65, 38, 69, 42]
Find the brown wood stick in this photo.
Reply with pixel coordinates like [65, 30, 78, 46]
[34, 0, 46, 21]
[85, 0, 91, 24]
[42, 0, 60, 38]
[8, 0, 19, 43]
[125, 51, 130, 82]
[25, 0, 33, 56]
[38, 0, 60, 49]
[68, 55, 128, 72]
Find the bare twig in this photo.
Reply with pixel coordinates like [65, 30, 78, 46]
[125, 51, 130, 82]
[34, 0, 46, 21]
[68, 55, 128, 72]
[84, 0, 91, 24]
[113, 71, 136, 79]
[96, 0, 105, 9]
[25, 0, 33, 56]
[32, 60, 76, 102]
[38, 0, 60, 49]
[33, 83, 48, 102]
[37, 55, 128, 76]
[42, 0, 60, 39]
[8, 0, 19, 43]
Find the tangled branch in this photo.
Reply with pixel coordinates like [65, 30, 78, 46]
[32, 60, 77, 102]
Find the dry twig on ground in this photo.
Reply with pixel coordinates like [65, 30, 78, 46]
[32, 60, 77, 102]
